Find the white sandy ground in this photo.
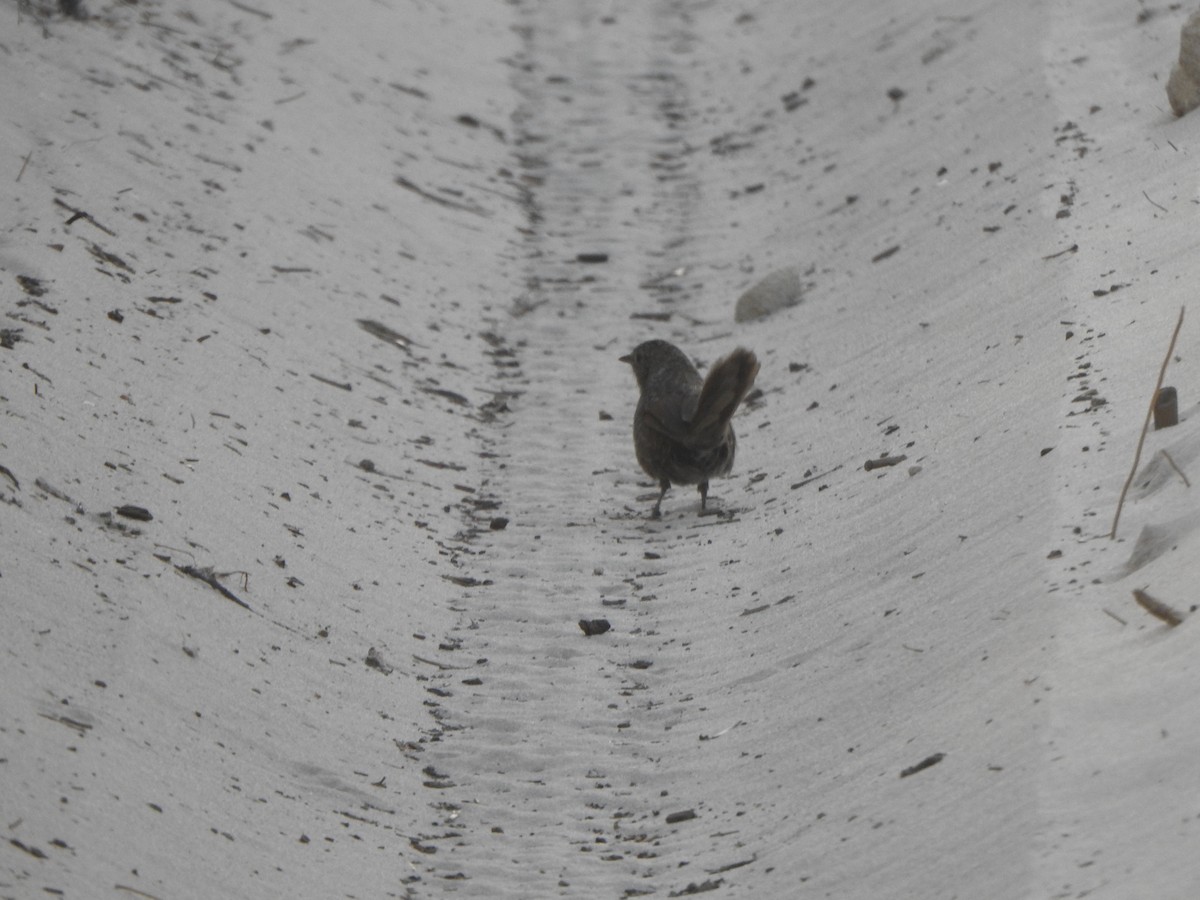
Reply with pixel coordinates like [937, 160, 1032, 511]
[1, 0, 1198, 897]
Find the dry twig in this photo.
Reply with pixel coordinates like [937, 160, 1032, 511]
[1160, 449, 1191, 488]
[1132, 588, 1184, 627]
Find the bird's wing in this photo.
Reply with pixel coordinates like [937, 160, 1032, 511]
[639, 390, 697, 443]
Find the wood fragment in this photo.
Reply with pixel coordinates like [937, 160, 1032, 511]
[423, 386, 471, 406]
[899, 752, 945, 778]
[357, 318, 419, 352]
[707, 855, 757, 875]
[87, 242, 133, 272]
[16, 149, 32, 183]
[1112, 307, 1185, 538]
[412, 654, 469, 671]
[1132, 588, 1184, 627]
[790, 463, 843, 489]
[864, 454, 907, 471]
[174, 564, 252, 611]
[394, 175, 488, 215]
[8, 838, 48, 859]
[1153, 386, 1178, 429]
[34, 478, 72, 503]
[441, 574, 492, 588]
[665, 809, 696, 824]
[1042, 243, 1078, 260]
[114, 886, 163, 900]
[310, 373, 352, 391]
[228, 0, 272, 18]
[53, 198, 116, 236]
[36, 712, 92, 735]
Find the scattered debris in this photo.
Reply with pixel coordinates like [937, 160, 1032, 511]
[87, 242, 134, 273]
[34, 478, 72, 503]
[1132, 588, 1184, 627]
[871, 244, 900, 263]
[310, 373, 352, 391]
[423, 386, 470, 406]
[8, 838, 48, 860]
[36, 711, 92, 736]
[865, 454, 907, 471]
[0, 464, 19, 491]
[455, 113, 506, 141]
[1042, 243, 1078, 260]
[1103, 608, 1128, 626]
[116, 504, 153, 521]
[174, 564, 252, 611]
[357, 318, 420, 352]
[421, 765, 455, 789]
[16, 275, 47, 296]
[790, 464, 842, 490]
[665, 809, 696, 824]
[578, 618, 611, 636]
[365, 647, 394, 675]
[441, 574, 492, 588]
[394, 174, 487, 215]
[54, 198, 116, 236]
[670, 879, 723, 897]
[899, 752, 945, 778]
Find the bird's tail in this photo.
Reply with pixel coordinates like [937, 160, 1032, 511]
[689, 348, 759, 445]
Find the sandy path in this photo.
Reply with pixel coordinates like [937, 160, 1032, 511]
[409, 1, 1065, 896]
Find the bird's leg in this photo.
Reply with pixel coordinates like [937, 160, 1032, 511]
[698, 480, 709, 511]
[651, 479, 670, 518]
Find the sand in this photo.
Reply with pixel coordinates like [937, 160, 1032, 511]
[2, 1, 1198, 897]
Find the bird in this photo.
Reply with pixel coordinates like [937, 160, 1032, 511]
[620, 339, 759, 517]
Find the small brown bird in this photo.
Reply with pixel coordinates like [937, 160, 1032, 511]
[621, 339, 759, 517]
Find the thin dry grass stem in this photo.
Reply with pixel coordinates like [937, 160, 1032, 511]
[1103, 608, 1128, 626]
[1111, 307, 1186, 539]
[1160, 449, 1191, 487]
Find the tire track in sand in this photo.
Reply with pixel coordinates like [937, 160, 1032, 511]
[408, 3, 739, 897]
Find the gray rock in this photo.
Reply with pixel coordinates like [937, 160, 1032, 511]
[734, 266, 804, 322]
[1167, 11, 1200, 116]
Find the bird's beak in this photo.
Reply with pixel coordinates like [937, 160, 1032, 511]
[619, 353, 632, 364]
